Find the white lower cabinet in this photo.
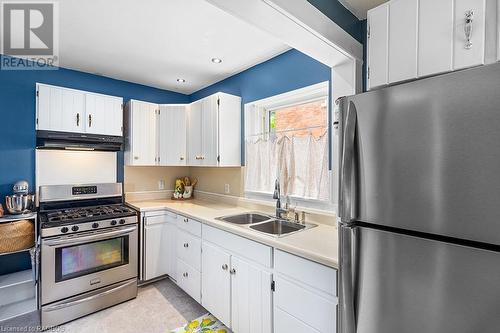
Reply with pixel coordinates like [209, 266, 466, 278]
[143, 212, 177, 281]
[201, 242, 231, 326]
[177, 259, 201, 303]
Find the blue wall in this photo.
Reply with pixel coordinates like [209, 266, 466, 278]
[0, 55, 189, 200]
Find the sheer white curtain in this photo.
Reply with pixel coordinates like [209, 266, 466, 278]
[245, 132, 329, 201]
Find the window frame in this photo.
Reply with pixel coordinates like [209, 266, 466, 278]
[243, 81, 334, 211]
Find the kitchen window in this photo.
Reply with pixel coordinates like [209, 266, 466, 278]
[244, 82, 331, 209]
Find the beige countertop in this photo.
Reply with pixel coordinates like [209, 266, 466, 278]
[126, 198, 338, 269]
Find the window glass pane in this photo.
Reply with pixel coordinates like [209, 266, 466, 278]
[271, 99, 327, 137]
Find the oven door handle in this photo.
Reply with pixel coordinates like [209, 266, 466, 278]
[42, 279, 137, 312]
[43, 226, 137, 247]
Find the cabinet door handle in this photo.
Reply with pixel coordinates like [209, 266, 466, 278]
[184, 218, 188, 223]
[183, 243, 189, 248]
[195, 156, 201, 160]
[180, 156, 185, 161]
[221, 264, 228, 271]
[464, 10, 474, 49]
[229, 268, 236, 275]
[88, 114, 92, 127]
[183, 272, 188, 278]
[134, 156, 139, 160]
[76, 113, 80, 126]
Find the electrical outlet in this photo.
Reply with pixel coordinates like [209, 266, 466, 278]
[158, 180, 165, 190]
[224, 184, 230, 194]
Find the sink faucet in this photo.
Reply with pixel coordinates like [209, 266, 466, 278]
[273, 179, 288, 219]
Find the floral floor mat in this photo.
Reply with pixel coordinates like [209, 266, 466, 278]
[170, 313, 231, 333]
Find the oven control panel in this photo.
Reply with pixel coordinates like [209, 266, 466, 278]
[72, 186, 98, 196]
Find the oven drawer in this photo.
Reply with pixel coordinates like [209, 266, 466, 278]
[176, 215, 202, 237]
[41, 278, 137, 327]
[176, 259, 201, 303]
[176, 229, 201, 271]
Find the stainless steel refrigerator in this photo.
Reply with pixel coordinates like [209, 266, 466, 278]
[338, 63, 500, 333]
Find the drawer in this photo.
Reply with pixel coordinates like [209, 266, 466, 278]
[274, 249, 337, 296]
[274, 307, 321, 333]
[177, 215, 202, 237]
[274, 276, 336, 333]
[203, 224, 272, 268]
[144, 209, 177, 219]
[144, 212, 176, 226]
[177, 229, 201, 271]
[177, 259, 201, 303]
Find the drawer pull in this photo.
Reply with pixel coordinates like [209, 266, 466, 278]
[183, 272, 188, 278]
[184, 218, 188, 223]
[230, 268, 236, 275]
[222, 264, 228, 271]
[183, 243, 189, 248]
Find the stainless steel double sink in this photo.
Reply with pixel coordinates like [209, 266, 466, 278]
[215, 212, 316, 237]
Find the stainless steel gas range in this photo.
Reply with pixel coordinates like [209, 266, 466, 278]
[38, 183, 138, 327]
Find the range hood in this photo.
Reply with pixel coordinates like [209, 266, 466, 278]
[36, 130, 123, 152]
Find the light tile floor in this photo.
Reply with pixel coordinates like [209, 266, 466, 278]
[0, 278, 207, 333]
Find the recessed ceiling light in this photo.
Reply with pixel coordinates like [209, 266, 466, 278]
[211, 57, 223, 64]
[177, 78, 186, 83]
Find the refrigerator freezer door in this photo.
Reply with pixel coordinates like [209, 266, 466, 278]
[340, 62, 500, 245]
[346, 225, 500, 333]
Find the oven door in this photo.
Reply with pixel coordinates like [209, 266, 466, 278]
[41, 224, 138, 305]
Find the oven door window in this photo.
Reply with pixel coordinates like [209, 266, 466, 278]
[55, 236, 129, 282]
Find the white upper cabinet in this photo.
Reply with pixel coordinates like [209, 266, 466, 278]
[368, 0, 490, 89]
[85, 94, 123, 136]
[453, 0, 485, 70]
[36, 83, 123, 136]
[159, 104, 187, 166]
[367, 3, 389, 89]
[388, 0, 418, 83]
[126, 100, 158, 166]
[418, 0, 454, 77]
[188, 92, 241, 167]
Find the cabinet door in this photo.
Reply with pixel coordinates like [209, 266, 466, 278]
[367, 4, 389, 90]
[218, 93, 242, 166]
[144, 223, 167, 280]
[159, 104, 187, 166]
[453, 0, 485, 70]
[418, 0, 453, 77]
[37, 84, 85, 133]
[231, 256, 272, 333]
[130, 101, 157, 165]
[201, 242, 231, 327]
[388, 0, 418, 83]
[201, 96, 218, 166]
[187, 100, 203, 166]
[86, 94, 123, 136]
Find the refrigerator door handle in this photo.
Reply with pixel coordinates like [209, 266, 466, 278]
[339, 224, 357, 333]
[340, 101, 358, 223]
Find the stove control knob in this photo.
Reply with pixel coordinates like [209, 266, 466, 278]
[119, 219, 126, 225]
[110, 220, 117, 226]
[92, 223, 99, 229]
[61, 227, 69, 233]
[71, 226, 79, 232]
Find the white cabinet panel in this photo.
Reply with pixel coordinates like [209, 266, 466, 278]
[201, 96, 218, 166]
[176, 216, 202, 237]
[388, 0, 418, 83]
[231, 256, 272, 333]
[218, 93, 242, 166]
[176, 229, 201, 271]
[367, 4, 389, 89]
[453, 0, 486, 70]
[128, 100, 157, 166]
[177, 259, 201, 303]
[85, 94, 105, 135]
[37, 84, 85, 133]
[274, 307, 321, 333]
[418, 0, 454, 77]
[159, 104, 186, 166]
[104, 97, 123, 136]
[143, 214, 177, 281]
[201, 242, 231, 327]
[187, 100, 203, 166]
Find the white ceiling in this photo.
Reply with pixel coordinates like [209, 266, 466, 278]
[339, 0, 388, 19]
[59, 0, 289, 94]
